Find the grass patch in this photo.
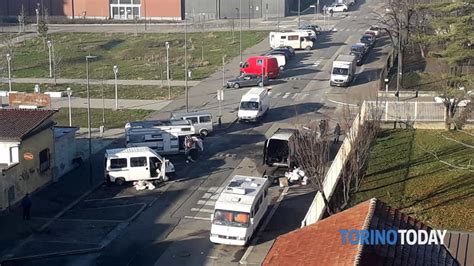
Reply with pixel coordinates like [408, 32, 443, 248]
[1, 31, 267, 80]
[402, 71, 446, 91]
[2, 83, 184, 100]
[54, 108, 153, 129]
[352, 129, 474, 231]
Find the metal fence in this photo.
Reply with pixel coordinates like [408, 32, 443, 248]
[365, 101, 474, 122]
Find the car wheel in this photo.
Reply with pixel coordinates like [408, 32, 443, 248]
[233, 83, 240, 89]
[200, 129, 209, 138]
[115, 177, 125, 186]
[343, 9, 348, 12]
[257, 82, 263, 87]
[305, 46, 312, 51]
[279, 66, 284, 71]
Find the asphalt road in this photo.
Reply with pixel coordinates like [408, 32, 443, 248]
[7, 0, 392, 265]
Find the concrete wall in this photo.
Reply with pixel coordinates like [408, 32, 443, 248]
[53, 128, 77, 181]
[0, 125, 54, 211]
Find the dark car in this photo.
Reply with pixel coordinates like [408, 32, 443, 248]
[350, 44, 366, 66]
[360, 34, 376, 49]
[300, 24, 322, 35]
[277, 46, 295, 57]
[272, 48, 294, 59]
[264, 49, 291, 61]
[226, 74, 268, 89]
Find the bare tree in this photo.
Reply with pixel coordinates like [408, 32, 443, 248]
[435, 76, 473, 130]
[290, 125, 333, 216]
[52, 48, 63, 85]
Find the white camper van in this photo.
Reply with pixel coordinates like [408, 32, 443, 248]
[269, 31, 314, 50]
[330, 54, 357, 87]
[238, 87, 270, 122]
[125, 120, 195, 154]
[104, 147, 175, 185]
[210, 175, 270, 246]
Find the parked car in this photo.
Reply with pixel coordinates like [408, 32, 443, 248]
[272, 48, 294, 59]
[278, 46, 296, 57]
[265, 49, 291, 61]
[300, 24, 322, 35]
[327, 3, 348, 13]
[360, 34, 376, 48]
[350, 43, 366, 66]
[367, 26, 382, 37]
[226, 74, 268, 89]
[364, 31, 377, 39]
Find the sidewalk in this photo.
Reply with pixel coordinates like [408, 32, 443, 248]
[0, 130, 121, 261]
[0, 77, 200, 87]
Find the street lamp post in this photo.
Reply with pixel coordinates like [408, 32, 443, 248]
[47, 40, 53, 78]
[238, 1, 242, 63]
[66, 87, 72, 127]
[298, 0, 301, 28]
[310, 5, 316, 25]
[6, 53, 12, 92]
[277, 0, 280, 31]
[165, 41, 171, 100]
[35, 8, 39, 34]
[113, 65, 119, 110]
[184, 17, 189, 112]
[222, 55, 226, 87]
[85, 55, 97, 188]
[317, 0, 320, 22]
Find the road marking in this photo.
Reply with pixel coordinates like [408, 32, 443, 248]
[207, 186, 218, 193]
[282, 92, 290, 99]
[202, 193, 212, 199]
[184, 215, 211, 221]
[345, 29, 350, 31]
[210, 194, 220, 200]
[197, 200, 216, 206]
[297, 93, 309, 101]
[291, 93, 298, 100]
[272, 92, 282, 98]
[191, 208, 214, 213]
[239, 186, 290, 265]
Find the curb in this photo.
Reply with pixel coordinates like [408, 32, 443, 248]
[0, 181, 104, 262]
[0, 246, 103, 263]
[326, 97, 359, 107]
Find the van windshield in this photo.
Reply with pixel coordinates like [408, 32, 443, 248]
[240, 101, 259, 110]
[213, 209, 250, 228]
[333, 67, 349, 75]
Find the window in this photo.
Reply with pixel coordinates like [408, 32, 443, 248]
[130, 157, 147, 167]
[288, 35, 298, 41]
[240, 101, 259, 110]
[199, 116, 211, 123]
[133, 0, 140, 4]
[110, 158, 127, 169]
[181, 127, 192, 132]
[257, 59, 263, 65]
[186, 117, 198, 124]
[212, 210, 250, 228]
[39, 149, 50, 172]
[280, 36, 287, 39]
[120, 0, 132, 4]
[110, 0, 118, 4]
[10, 146, 19, 164]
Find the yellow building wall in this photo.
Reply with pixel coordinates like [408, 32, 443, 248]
[0, 127, 55, 210]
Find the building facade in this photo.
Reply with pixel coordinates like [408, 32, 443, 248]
[0, 109, 57, 211]
[0, 0, 290, 21]
[0, 0, 184, 21]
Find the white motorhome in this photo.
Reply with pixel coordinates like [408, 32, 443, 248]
[292, 29, 317, 41]
[269, 31, 314, 50]
[238, 87, 270, 122]
[104, 147, 175, 185]
[330, 54, 357, 87]
[210, 175, 270, 246]
[125, 120, 196, 154]
[263, 128, 297, 169]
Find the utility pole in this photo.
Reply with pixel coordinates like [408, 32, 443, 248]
[239, 0, 242, 63]
[185, 17, 189, 112]
[298, 0, 301, 28]
[248, 0, 251, 29]
[277, 0, 280, 31]
[396, 16, 402, 101]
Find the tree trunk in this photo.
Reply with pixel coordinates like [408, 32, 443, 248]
[320, 188, 333, 216]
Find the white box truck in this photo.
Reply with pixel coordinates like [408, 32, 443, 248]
[104, 147, 175, 185]
[238, 87, 270, 122]
[330, 54, 357, 87]
[269, 31, 314, 50]
[210, 175, 270, 245]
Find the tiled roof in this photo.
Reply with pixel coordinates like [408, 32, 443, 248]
[0, 109, 56, 140]
[263, 198, 460, 266]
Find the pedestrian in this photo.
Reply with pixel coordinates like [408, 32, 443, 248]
[184, 135, 195, 163]
[334, 123, 341, 144]
[319, 119, 327, 136]
[21, 193, 32, 220]
[330, 9, 334, 17]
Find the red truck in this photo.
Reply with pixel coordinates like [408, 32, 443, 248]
[240, 56, 280, 79]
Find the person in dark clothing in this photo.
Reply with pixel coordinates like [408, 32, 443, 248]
[21, 193, 32, 220]
[334, 123, 341, 143]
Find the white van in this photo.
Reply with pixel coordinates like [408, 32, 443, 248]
[269, 31, 314, 50]
[263, 128, 297, 169]
[238, 87, 270, 122]
[104, 147, 175, 185]
[171, 111, 213, 137]
[267, 54, 286, 71]
[210, 175, 270, 245]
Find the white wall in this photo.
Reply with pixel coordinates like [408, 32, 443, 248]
[0, 141, 20, 165]
[53, 128, 77, 181]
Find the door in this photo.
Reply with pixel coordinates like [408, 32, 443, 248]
[149, 157, 162, 178]
[129, 156, 149, 180]
[263, 140, 268, 165]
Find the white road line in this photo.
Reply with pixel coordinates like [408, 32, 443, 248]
[202, 193, 212, 199]
[210, 194, 219, 200]
[184, 215, 211, 221]
[291, 93, 298, 100]
[297, 93, 309, 101]
[345, 29, 351, 31]
[239, 186, 290, 265]
[207, 187, 218, 193]
[191, 208, 214, 213]
[267, 91, 272, 95]
[197, 200, 216, 206]
[272, 92, 281, 98]
[282, 92, 290, 99]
